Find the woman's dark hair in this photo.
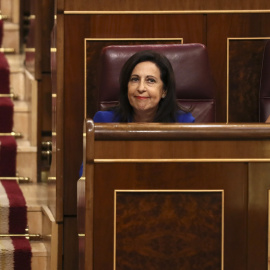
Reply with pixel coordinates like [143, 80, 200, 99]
[114, 50, 188, 122]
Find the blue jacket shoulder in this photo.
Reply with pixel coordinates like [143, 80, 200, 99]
[93, 111, 118, 123]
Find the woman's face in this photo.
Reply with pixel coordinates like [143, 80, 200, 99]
[127, 61, 166, 119]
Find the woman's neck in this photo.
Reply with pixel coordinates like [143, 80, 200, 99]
[133, 109, 157, 122]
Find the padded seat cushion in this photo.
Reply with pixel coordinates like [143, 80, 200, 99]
[0, 20, 3, 47]
[0, 52, 10, 94]
[0, 136, 17, 176]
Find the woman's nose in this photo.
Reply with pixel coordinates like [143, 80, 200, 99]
[138, 80, 145, 91]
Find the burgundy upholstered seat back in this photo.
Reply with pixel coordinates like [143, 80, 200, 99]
[259, 40, 270, 122]
[0, 19, 3, 47]
[98, 43, 216, 122]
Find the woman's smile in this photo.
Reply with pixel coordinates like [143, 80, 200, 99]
[135, 96, 149, 100]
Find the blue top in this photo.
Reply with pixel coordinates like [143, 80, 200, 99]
[79, 110, 195, 178]
[93, 110, 195, 123]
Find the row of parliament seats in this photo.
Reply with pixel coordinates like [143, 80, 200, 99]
[0, 4, 49, 269]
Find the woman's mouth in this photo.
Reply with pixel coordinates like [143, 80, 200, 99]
[135, 96, 149, 100]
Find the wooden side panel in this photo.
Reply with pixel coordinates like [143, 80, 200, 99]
[207, 13, 270, 122]
[229, 39, 268, 122]
[93, 162, 247, 270]
[248, 163, 270, 270]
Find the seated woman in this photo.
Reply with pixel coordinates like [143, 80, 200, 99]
[94, 50, 195, 123]
[79, 50, 194, 178]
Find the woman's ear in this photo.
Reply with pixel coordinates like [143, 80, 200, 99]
[162, 90, 167, 98]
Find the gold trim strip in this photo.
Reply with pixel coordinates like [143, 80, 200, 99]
[85, 38, 183, 41]
[0, 177, 30, 183]
[0, 15, 9, 20]
[25, 48, 35, 53]
[0, 48, 15, 53]
[0, 233, 41, 240]
[228, 37, 270, 40]
[115, 189, 224, 192]
[78, 234, 85, 237]
[0, 93, 18, 99]
[65, 10, 270, 15]
[95, 158, 270, 163]
[0, 132, 23, 138]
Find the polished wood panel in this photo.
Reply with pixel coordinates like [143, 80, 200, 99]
[229, 39, 268, 122]
[55, 14, 65, 221]
[64, 0, 270, 11]
[248, 163, 270, 270]
[207, 13, 270, 122]
[115, 191, 222, 269]
[93, 162, 246, 270]
[63, 217, 79, 270]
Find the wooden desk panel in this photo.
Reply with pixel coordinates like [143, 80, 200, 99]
[82, 120, 270, 270]
[93, 162, 247, 270]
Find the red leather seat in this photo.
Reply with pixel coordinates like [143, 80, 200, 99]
[0, 52, 10, 94]
[98, 43, 216, 122]
[0, 19, 3, 47]
[259, 40, 270, 122]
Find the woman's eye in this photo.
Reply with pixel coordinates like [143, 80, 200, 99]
[147, 78, 156, 83]
[130, 77, 139, 82]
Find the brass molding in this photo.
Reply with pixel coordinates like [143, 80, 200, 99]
[0, 48, 15, 53]
[28, 15, 36, 20]
[24, 48, 35, 53]
[95, 158, 270, 163]
[84, 38, 183, 119]
[115, 189, 224, 192]
[0, 131, 23, 138]
[0, 233, 42, 240]
[0, 176, 30, 183]
[226, 37, 270, 123]
[85, 38, 183, 41]
[65, 10, 270, 15]
[0, 14, 9, 20]
[114, 189, 224, 270]
[0, 92, 18, 99]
